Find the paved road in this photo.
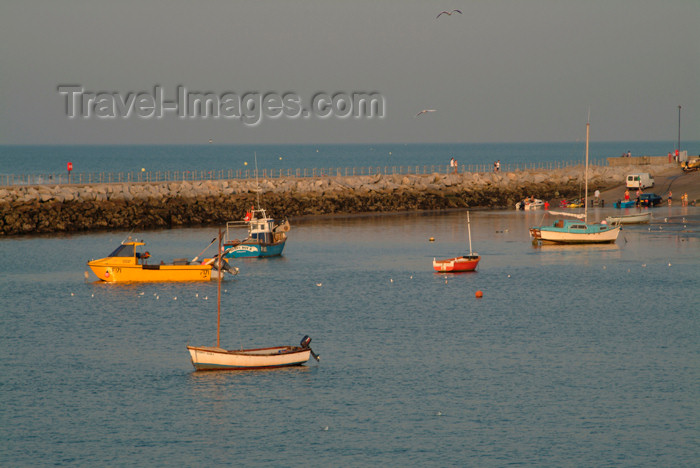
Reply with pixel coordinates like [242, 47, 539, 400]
[598, 165, 699, 206]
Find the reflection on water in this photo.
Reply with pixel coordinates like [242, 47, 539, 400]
[1, 208, 698, 467]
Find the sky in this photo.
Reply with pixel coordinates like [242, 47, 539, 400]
[1, 0, 698, 145]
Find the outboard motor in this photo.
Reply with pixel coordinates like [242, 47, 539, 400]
[300, 335, 320, 361]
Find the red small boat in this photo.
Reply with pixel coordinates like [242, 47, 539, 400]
[433, 211, 481, 273]
[433, 254, 480, 272]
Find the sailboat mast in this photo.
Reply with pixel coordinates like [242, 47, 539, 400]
[254, 152, 261, 210]
[584, 119, 590, 224]
[467, 211, 473, 255]
[217, 229, 222, 348]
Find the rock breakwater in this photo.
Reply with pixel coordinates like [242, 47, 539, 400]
[0, 165, 661, 236]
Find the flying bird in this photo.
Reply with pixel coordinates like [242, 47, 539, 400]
[415, 109, 437, 117]
[437, 9, 462, 18]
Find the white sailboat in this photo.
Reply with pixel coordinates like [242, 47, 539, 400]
[186, 231, 318, 371]
[529, 117, 621, 244]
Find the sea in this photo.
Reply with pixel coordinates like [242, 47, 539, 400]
[1, 143, 699, 466]
[1, 141, 699, 177]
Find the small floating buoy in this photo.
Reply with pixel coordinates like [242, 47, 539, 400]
[84, 271, 89, 280]
[429, 237, 435, 242]
[475, 290, 483, 298]
[70, 292, 74, 296]
[390, 278, 393, 283]
[316, 283, 323, 287]
[507, 274, 511, 278]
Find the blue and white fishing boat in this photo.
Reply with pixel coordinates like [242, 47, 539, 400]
[613, 200, 636, 208]
[530, 117, 621, 245]
[223, 207, 290, 258]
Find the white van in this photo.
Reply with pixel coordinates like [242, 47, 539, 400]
[626, 173, 654, 189]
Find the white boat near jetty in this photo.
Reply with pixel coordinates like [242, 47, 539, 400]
[605, 212, 652, 225]
[529, 117, 620, 245]
[516, 198, 544, 210]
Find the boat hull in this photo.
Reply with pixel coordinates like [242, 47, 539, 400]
[224, 240, 286, 258]
[88, 262, 213, 282]
[605, 212, 652, 225]
[433, 256, 480, 272]
[186, 345, 311, 370]
[530, 224, 620, 244]
[613, 200, 636, 208]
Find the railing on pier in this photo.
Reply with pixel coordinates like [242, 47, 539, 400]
[0, 159, 607, 187]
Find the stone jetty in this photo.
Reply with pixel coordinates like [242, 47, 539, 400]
[0, 164, 670, 236]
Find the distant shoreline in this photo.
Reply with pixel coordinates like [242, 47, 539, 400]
[1, 163, 693, 236]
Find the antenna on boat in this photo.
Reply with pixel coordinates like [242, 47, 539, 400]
[254, 151, 261, 210]
[467, 211, 473, 256]
[216, 228, 222, 348]
[120, 229, 135, 244]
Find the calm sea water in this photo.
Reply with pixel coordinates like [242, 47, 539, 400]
[1, 207, 698, 466]
[1, 141, 699, 176]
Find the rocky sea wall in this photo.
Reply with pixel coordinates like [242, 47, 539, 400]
[0, 165, 666, 236]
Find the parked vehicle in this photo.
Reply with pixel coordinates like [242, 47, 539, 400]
[626, 173, 654, 189]
[682, 158, 700, 173]
[638, 193, 662, 207]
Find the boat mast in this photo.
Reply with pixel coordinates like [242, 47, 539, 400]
[584, 114, 590, 224]
[217, 228, 222, 348]
[467, 211, 473, 255]
[254, 152, 261, 210]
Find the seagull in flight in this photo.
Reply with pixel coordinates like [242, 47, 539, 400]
[415, 109, 437, 117]
[437, 9, 462, 18]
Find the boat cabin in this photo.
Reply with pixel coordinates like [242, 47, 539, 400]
[224, 208, 288, 247]
[249, 218, 276, 244]
[107, 241, 145, 258]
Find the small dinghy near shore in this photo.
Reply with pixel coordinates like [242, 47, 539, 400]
[605, 212, 652, 225]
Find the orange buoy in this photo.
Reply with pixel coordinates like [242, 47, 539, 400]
[429, 237, 435, 242]
[475, 290, 483, 298]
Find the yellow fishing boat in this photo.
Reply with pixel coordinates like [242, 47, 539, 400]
[87, 238, 237, 283]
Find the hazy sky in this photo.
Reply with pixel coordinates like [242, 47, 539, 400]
[1, 0, 698, 145]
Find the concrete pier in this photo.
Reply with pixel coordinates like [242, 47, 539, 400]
[0, 164, 680, 236]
